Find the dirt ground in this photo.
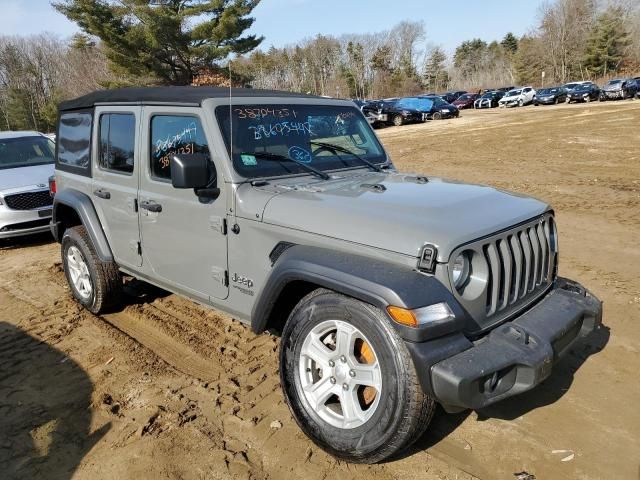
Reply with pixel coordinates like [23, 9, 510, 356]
[1, 100, 639, 480]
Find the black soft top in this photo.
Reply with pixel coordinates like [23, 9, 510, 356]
[59, 86, 321, 111]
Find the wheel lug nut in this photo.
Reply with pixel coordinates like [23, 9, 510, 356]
[342, 383, 349, 391]
[340, 355, 347, 363]
[328, 360, 335, 367]
[329, 377, 336, 384]
[349, 370, 355, 378]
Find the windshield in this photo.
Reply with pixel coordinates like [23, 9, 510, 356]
[216, 104, 387, 179]
[0, 136, 54, 170]
[564, 83, 578, 90]
[506, 89, 522, 97]
[456, 94, 474, 101]
[481, 91, 499, 99]
[607, 80, 622, 85]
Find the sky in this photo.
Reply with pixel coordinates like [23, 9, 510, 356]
[2, 0, 546, 55]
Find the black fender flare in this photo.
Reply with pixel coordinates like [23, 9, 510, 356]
[251, 245, 471, 342]
[51, 189, 113, 262]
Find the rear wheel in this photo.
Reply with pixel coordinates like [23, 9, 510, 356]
[280, 290, 435, 464]
[432, 112, 442, 120]
[61, 225, 122, 314]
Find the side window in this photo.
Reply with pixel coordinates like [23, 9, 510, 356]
[99, 113, 135, 174]
[150, 115, 209, 181]
[58, 111, 92, 171]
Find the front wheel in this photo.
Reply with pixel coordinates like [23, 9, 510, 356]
[392, 115, 404, 127]
[280, 290, 435, 463]
[61, 225, 122, 314]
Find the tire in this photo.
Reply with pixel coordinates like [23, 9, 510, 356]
[432, 112, 442, 120]
[566, 97, 571, 104]
[280, 289, 435, 464]
[392, 115, 404, 127]
[518, 99, 524, 107]
[555, 98, 560, 105]
[585, 95, 591, 103]
[61, 225, 122, 314]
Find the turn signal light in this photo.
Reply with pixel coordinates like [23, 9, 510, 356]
[387, 303, 455, 328]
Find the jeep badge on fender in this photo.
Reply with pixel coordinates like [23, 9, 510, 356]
[50, 86, 602, 464]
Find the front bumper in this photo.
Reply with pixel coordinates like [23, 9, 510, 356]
[413, 278, 602, 411]
[0, 205, 52, 239]
[603, 90, 623, 99]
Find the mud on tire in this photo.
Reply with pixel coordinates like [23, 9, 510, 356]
[61, 225, 122, 314]
[280, 289, 435, 464]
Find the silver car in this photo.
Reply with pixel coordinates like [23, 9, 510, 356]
[0, 131, 55, 239]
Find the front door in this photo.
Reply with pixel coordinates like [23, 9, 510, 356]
[138, 107, 228, 301]
[92, 107, 142, 269]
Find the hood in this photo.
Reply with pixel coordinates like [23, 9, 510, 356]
[500, 94, 520, 102]
[258, 171, 549, 262]
[0, 163, 54, 193]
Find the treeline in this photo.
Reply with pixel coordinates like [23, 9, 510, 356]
[0, 35, 112, 132]
[1, 0, 639, 132]
[235, 0, 640, 98]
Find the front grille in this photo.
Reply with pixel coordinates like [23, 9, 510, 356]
[483, 216, 556, 318]
[3, 190, 52, 210]
[448, 213, 557, 331]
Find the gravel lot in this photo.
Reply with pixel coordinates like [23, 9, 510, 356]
[1, 100, 638, 480]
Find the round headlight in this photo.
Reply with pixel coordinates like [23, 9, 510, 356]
[451, 252, 470, 289]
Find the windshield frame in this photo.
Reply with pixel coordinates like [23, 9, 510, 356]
[0, 135, 55, 171]
[213, 101, 390, 181]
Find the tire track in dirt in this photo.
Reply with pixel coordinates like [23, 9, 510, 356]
[100, 310, 221, 383]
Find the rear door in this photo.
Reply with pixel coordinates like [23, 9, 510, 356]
[92, 106, 142, 269]
[138, 106, 228, 302]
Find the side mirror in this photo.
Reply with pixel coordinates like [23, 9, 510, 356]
[170, 154, 220, 199]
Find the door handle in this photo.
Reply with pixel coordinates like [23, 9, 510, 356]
[93, 188, 111, 199]
[139, 200, 162, 213]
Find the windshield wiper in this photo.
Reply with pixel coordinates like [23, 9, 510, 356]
[242, 151, 330, 180]
[309, 141, 384, 172]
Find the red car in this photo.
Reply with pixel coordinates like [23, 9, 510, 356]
[452, 93, 479, 110]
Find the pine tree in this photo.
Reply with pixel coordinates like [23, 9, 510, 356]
[584, 7, 630, 76]
[501, 32, 519, 54]
[423, 47, 449, 92]
[53, 0, 263, 85]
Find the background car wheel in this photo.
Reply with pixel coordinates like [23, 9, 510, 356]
[432, 112, 442, 120]
[280, 289, 435, 464]
[518, 99, 524, 107]
[61, 225, 122, 314]
[392, 115, 404, 127]
[585, 95, 591, 103]
[555, 98, 560, 105]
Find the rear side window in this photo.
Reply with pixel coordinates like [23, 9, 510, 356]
[99, 113, 135, 174]
[150, 115, 209, 181]
[57, 111, 92, 173]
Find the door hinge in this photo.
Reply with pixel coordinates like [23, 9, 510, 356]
[209, 216, 227, 235]
[137, 241, 142, 256]
[211, 267, 227, 286]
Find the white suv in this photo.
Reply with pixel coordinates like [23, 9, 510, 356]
[0, 131, 55, 239]
[499, 87, 536, 107]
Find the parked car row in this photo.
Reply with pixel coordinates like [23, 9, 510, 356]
[355, 76, 639, 128]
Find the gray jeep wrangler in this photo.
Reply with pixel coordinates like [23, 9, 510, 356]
[50, 87, 602, 463]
